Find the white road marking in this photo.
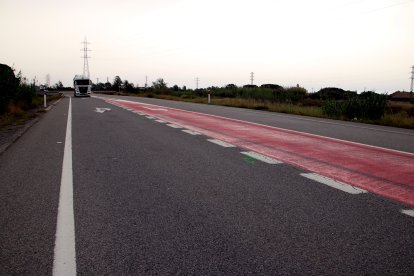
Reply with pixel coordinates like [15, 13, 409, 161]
[241, 151, 282, 164]
[53, 97, 77, 275]
[401, 209, 414, 217]
[155, 119, 166, 123]
[145, 116, 155, 119]
[134, 111, 144, 115]
[182, 129, 201, 135]
[207, 139, 235, 147]
[300, 173, 368, 194]
[167, 124, 183, 129]
[95, 107, 111, 113]
[143, 107, 168, 111]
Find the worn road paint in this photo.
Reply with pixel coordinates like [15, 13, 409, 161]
[182, 129, 201, 135]
[300, 173, 368, 194]
[145, 116, 155, 119]
[167, 124, 183, 129]
[241, 151, 282, 164]
[401, 209, 414, 218]
[155, 119, 166, 123]
[53, 97, 76, 276]
[103, 98, 414, 206]
[95, 107, 111, 113]
[207, 139, 236, 148]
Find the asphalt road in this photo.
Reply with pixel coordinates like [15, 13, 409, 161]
[1, 94, 413, 274]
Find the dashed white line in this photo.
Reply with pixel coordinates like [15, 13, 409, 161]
[53, 97, 77, 275]
[167, 124, 183, 129]
[207, 139, 235, 147]
[300, 173, 368, 194]
[145, 116, 155, 119]
[155, 119, 166, 123]
[401, 209, 414, 218]
[182, 129, 201, 135]
[241, 151, 282, 164]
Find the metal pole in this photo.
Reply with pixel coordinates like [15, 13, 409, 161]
[44, 94, 47, 108]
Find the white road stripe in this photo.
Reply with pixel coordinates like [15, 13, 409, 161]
[53, 97, 77, 275]
[182, 129, 201, 135]
[300, 173, 368, 194]
[207, 139, 235, 147]
[241, 151, 282, 164]
[145, 116, 155, 119]
[155, 119, 166, 123]
[167, 124, 183, 129]
[401, 209, 414, 217]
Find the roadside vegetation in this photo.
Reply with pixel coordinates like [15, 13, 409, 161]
[0, 63, 63, 129]
[95, 76, 414, 129]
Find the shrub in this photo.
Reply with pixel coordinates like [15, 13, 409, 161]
[322, 100, 343, 117]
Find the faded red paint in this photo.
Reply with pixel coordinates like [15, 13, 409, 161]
[106, 98, 414, 207]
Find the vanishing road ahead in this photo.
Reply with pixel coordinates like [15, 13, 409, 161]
[1, 94, 413, 274]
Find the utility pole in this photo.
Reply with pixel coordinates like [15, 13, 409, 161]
[96, 78, 99, 84]
[81, 37, 91, 78]
[145, 76, 148, 88]
[195, 77, 199, 90]
[250, 72, 254, 85]
[410, 65, 414, 93]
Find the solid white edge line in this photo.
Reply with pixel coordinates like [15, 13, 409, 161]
[167, 124, 182, 129]
[241, 151, 282, 164]
[300, 173, 368, 194]
[53, 97, 77, 275]
[401, 209, 414, 217]
[182, 129, 201, 135]
[207, 139, 235, 147]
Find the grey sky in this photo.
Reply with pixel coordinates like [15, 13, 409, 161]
[1, 0, 413, 92]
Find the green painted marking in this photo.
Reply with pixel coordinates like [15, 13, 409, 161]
[243, 155, 257, 164]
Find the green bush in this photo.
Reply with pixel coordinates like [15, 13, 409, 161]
[322, 100, 343, 117]
[0, 64, 19, 113]
[323, 93, 387, 120]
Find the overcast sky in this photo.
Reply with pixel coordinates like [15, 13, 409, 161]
[1, 0, 413, 92]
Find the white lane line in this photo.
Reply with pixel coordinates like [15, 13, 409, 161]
[143, 107, 168, 111]
[145, 116, 155, 119]
[207, 139, 235, 148]
[241, 151, 283, 164]
[300, 173, 368, 194]
[182, 129, 201, 135]
[167, 124, 183, 129]
[401, 209, 414, 218]
[155, 119, 166, 123]
[134, 111, 144, 115]
[53, 97, 77, 276]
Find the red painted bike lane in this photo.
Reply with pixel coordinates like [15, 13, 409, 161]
[105, 98, 414, 207]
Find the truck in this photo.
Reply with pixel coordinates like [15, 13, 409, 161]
[73, 75, 92, 97]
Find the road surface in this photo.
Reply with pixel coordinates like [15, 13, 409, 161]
[1, 94, 413, 274]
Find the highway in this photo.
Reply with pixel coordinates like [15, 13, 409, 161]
[1, 94, 413, 274]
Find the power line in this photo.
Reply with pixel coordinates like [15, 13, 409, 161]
[352, 0, 414, 16]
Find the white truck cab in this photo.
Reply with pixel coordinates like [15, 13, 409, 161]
[73, 75, 92, 97]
